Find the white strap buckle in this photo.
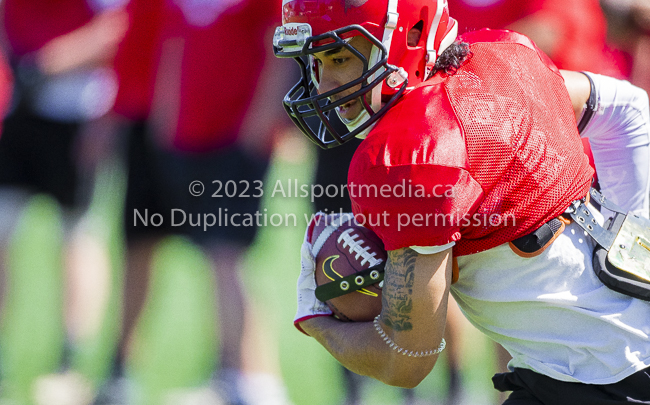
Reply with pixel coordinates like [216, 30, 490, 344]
[386, 11, 398, 30]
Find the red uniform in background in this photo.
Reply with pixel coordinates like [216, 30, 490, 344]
[111, 0, 164, 122]
[2, 0, 93, 56]
[168, 0, 280, 152]
[0, 52, 13, 136]
[448, 0, 611, 73]
[448, 0, 608, 182]
[112, 0, 281, 152]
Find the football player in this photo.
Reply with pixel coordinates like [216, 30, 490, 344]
[274, 0, 650, 403]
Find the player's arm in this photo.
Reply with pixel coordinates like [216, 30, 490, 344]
[300, 246, 453, 388]
[560, 70, 591, 122]
[36, 8, 129, 75]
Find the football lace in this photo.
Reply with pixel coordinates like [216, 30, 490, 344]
[337, 229, 383, 268]
[310, 213, 356, 256]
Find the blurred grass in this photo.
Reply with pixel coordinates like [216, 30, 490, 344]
[0, 144, 499, 405]
[129, 237, 219, 404]
[1, 195, 65, 403]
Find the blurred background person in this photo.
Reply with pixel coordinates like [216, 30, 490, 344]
[93, 0, 295, 404]
[448, 0, 619, 74]
[0, 46, 12, 135]
[601, 0, 650, 95]
[0, 0, 128, 403]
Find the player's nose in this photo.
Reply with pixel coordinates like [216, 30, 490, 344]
[316, 67, 341, 97]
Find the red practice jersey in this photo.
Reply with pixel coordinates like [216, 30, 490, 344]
[163, 0, 280, 152]
[2, 0, 93, 56]
[113, 0, 280, 152]
[112, 0, 166, 121]
[349, 30, 594, 256]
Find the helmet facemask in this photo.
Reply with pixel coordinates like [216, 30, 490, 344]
[274, 24, 407, 149]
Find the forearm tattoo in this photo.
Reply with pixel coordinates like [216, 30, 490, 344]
[381, 248, 418, 332]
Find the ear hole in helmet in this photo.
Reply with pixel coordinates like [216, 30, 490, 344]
[310, 55, 321, 86]
[407, 20, 424, 47]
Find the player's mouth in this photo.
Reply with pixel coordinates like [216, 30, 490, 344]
[335, 99, 360, 120]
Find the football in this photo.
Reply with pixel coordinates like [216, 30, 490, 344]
[310, 213, 386, 322]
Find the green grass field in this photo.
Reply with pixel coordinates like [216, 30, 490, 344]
[0, 144, 500, 405]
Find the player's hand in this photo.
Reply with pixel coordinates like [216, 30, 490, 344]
[294, 223, 332, 335]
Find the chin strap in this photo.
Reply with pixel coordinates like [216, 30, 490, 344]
[381, 0, 400, 60]
[367, 0, 400, 113]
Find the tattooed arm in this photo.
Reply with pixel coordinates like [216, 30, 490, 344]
[300, 247, 453, 388]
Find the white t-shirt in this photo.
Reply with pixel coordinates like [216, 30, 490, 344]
[451, 211, 650, 384]
[581, 72, 650, 218]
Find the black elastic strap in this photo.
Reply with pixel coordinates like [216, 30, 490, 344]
[315, 264, 385, 302]
[510, 218, 563, 254]
[577, 72, 598, 134]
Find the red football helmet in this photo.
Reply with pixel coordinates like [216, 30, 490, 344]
[273, 0, 457, 148]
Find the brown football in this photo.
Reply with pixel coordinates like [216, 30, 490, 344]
[310, 213, 386, 322]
